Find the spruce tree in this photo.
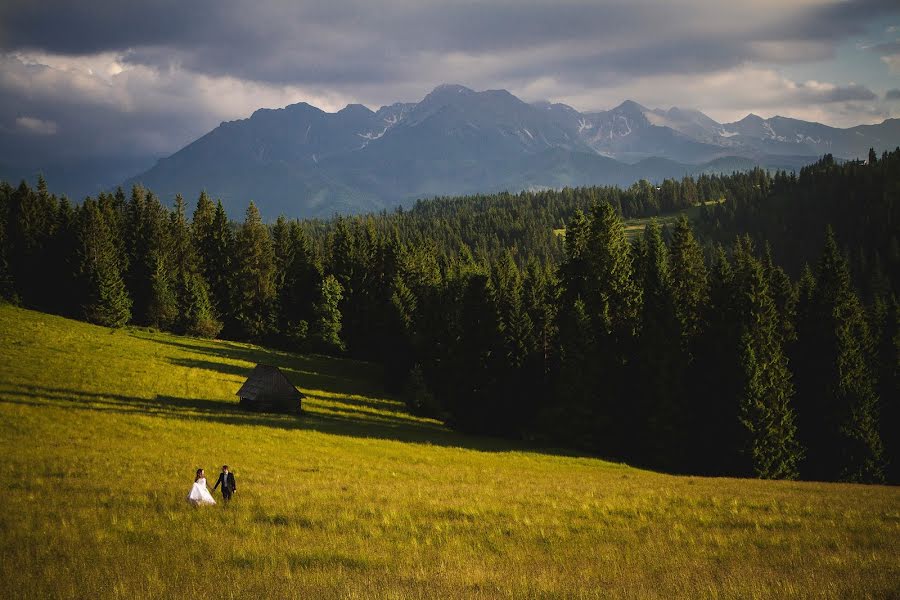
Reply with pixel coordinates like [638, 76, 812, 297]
[552, 295, 598, 448]
[583, 201, 640, 340]
[635, 220, 684, 466]
[77, 199, 131, 327]
[170, 195, 220, 337]
[795, 229, 885, 482]
[8, 179, 56, 307]
[523, 259, 557, 391]
[0, 182, 12, 301]
[280, 221, 323, 347]
[733, 251, 803, 479]
[447, 269, 504, 434]
[383, 274, 417, 391]
[582, 201, 641, 453]
[312, 274, 345, 353]
[49, 197, 79, 316]
[271, 216, 292, 329]
[669, 215, 708, 351]
[762, 243, 797, 344]
[233, 201, 277, 339]
[693, 245, 743, 474]
[870, 294, 899, 483]
[193, 195, 233, 332]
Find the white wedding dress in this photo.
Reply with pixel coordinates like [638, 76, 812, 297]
[187, 477, 216, 506]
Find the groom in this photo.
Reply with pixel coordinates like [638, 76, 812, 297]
[212, 465, 236, 502]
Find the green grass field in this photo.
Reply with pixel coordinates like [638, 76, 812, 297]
[0, 304, 897, 599]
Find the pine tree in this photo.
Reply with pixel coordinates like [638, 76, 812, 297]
[446, 269, 505, 434]
[8, 179, 57, 307]
[795, 229, 885, 482]
[383, 275, 417, 391]
[559, 209, 589, 304]
[48, 197, 79, 316]
[76, 199, 131, 327]
[669, 216, 708, 351]
[282, 221, 323, 347]
[692, 245, 744, 474]
[0, 182, 13, 301]
[552, 295, 598, 448]
[147, 252, 178, 329]
[583, 201, 640, 340]
[733, 251, 803, 479]
[193, 195, 233, 332]
[523, 258, 557, 392]
[762, 243, 797, 344]
[311, 274, 345, 353]
[494, 250, 535, 370]
[170, 195, 220, 337]
[871, 294, 899, 482]
[581, 201, 641, 453]
[493, 251, 538, 432]
[271, 215, 293, 333]
[635, 220, 685, 466]
[233, 202, 277, 339]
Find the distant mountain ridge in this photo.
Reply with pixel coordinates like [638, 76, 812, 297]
[124, 84, 900, 218]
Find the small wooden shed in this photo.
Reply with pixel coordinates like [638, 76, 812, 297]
[236, 364, 304, 414]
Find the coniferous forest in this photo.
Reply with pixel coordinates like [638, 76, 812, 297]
[1, 150, 898, 484]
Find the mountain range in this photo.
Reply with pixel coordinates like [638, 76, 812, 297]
[110, 84, 898, 218]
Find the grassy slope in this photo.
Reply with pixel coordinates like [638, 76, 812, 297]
[554, 200, 724, 242]
[0, 304, 897, 599]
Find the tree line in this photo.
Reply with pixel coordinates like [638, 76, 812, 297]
[0, 150, 896, 484]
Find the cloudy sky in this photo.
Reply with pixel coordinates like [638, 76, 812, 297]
[1, 0, 899, 169]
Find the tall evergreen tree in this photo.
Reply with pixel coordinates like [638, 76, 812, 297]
[762, 244, 797, 344]
[278, 221, 323, 347]
[76, 199, 131, 327]
[871, 294, 899, 482]
[170, 195, 220, 337]
[692, 245, 744, 474]
[233, 201, 277, 339]
[733, 250, 803, 479]
[0, 182, 12, 301]
[8, 178, 57, 307]
[193, 195, 234, 332]
[634, 220, 684, 466]
[669, 216, 708, 351]
[795, 229, 885, 482]
[581, 201, 641, 453]
[311, 274, 345, 353]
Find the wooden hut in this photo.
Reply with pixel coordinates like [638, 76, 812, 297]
[236, 364, 304, 413]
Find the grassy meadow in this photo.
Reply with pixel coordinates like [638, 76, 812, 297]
[0, 304, 897, 598]
[554, 200, 725, 242]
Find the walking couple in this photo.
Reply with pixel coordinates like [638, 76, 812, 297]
[187, 465, 236, 506]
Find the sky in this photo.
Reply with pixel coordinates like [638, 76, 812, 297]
[1, 0, 899, 169]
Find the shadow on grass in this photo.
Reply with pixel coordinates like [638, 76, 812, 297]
[0, 383, 579, 455]
[152, 336, 383, 399]
[0, 330, 596, 458]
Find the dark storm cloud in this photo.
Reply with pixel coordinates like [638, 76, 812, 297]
[1, 0, 897, 86]
[887, 89, 900, 100]
[814, 83, 877, 103]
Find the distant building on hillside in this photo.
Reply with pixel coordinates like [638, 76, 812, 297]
[236, 364, 304, 414]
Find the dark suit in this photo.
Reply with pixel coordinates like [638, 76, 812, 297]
[213, 471, 236, 501]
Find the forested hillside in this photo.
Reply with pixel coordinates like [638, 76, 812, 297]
[1, 149, 897, 483]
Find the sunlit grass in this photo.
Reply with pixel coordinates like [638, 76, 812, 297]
[556, 200, 727, 242]
[0, 304, 897, 598]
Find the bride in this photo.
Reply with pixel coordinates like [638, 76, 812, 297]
[187, 468, 217, 506]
